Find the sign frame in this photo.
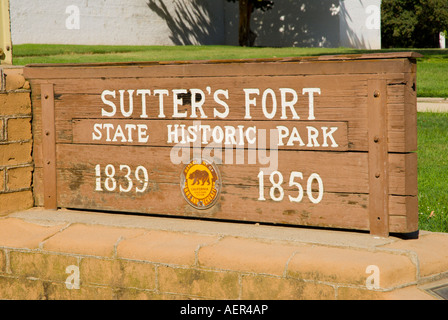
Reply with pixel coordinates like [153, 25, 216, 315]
[24, 52, 421, 237]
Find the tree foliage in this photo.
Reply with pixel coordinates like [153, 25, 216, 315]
[382, 0, 448, 48]
[226, 0, 274, 46]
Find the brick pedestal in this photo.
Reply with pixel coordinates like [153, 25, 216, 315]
[1, 208, 446, 300]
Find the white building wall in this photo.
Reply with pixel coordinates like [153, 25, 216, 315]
[10, 0, 225, 45]
[9, 0, 381, 49]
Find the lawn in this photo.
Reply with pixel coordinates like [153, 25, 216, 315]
[11, 44, 448, 233]
[417, 112, 448, 233]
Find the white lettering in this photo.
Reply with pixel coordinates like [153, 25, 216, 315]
[167, 124, 178, 143]
[246, 126, 257, 145]
[302, 88, 321, 120]
[187, 125, 198, 143]
[190, 89, 207, 118]
[306, 126, 320, 147]
[212, 126, 224, 144]
[91, 123, 148, 144]
[92, 123, 102, 140]
[136, 89, 151, 118]
[288, 127, 305, 147]
[101, 90, 117, 117]
[137, 124, 149, 143]
[112, 124, 126, 142]
[213, 89, 230, 118]
[276, 125, 289, 146]
[261, 88, 277, 119]
[103, 123, 114, 141]
[119, 90, 134, 118]
[224, 126, 237, 145]
[321, 127, 338, 147]
[125, 124, 137, 143]
[244, 88, 259, 119]
[172, 89, 188, 118]
[153, 89, 169, 118]
[280, 88, 300, 119]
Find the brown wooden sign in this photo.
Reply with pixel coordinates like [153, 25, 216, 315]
[24, 52, 420, 237]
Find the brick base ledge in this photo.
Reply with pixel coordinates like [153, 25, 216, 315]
[0, 207, 447, 300]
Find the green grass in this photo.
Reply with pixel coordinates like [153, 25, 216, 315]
[415, 53, 448, 98]
[11, 44, 343, 65]
[12, 44, 361, 63]
[417, 112, 448, 233]
[11, 44, 448, 233]
[12, 44, 448, 98]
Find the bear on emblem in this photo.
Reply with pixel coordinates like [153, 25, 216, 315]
[188, 170, 210, 185]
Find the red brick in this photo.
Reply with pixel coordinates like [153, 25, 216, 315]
[287, 245, 416, 289]
[198, 237, 301, 275]
[158, 266, 239, 299]
[6, 166, 33, 191]
[0, 93, 31, 116]
[80, 258, 156, 290]
[117, 230, 219, 265]
[0, 277, 44, 300]
[0, 218, 64, 249]
[43, 224, 145, 257]
[0, 191, 34, 215]
[241, 274, 335, 300]
[0, 141, 32, 166]
[7, 117, 32, 141]
[4, 69, 26, 91]
[9, 251, 77, 281]
[383, 233, 448, 278]
[43, 282, 115, 300]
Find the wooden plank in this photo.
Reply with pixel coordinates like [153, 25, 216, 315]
[55, 144, 367, 192]
[368, 79, 389, 237]
[24, 57, 413, 80]
[71, 119, 349, 151]
[40, 83, 57, 209]
[28, 72, 415, 153]
[31, 165, 417, 233]
[389, 196, 418, 233]
[388, 152, 417, 196]
[56, 175, 371, 230]
[52, 144, 412, 197]
[38, 144, 414, 197]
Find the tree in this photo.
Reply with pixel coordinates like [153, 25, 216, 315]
[226, 0, 274, 47]
[382, 0, 448, 48]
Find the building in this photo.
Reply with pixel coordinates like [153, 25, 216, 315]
[9, 0, 381, 49]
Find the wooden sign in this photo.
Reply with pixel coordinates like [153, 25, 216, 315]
[24, 52, 420, 237]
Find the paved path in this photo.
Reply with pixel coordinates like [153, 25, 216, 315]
[417, 98, 448, 112]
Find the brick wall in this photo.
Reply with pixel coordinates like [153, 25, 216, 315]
[1, 212, 446, 300]
[0, 67, 34, 215]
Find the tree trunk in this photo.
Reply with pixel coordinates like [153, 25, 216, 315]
[238, 0, 256, 46]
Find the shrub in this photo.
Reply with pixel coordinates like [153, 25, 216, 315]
[381, 0, 448, 48]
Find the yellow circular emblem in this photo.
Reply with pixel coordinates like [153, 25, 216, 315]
[180, 158, 220, 210]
